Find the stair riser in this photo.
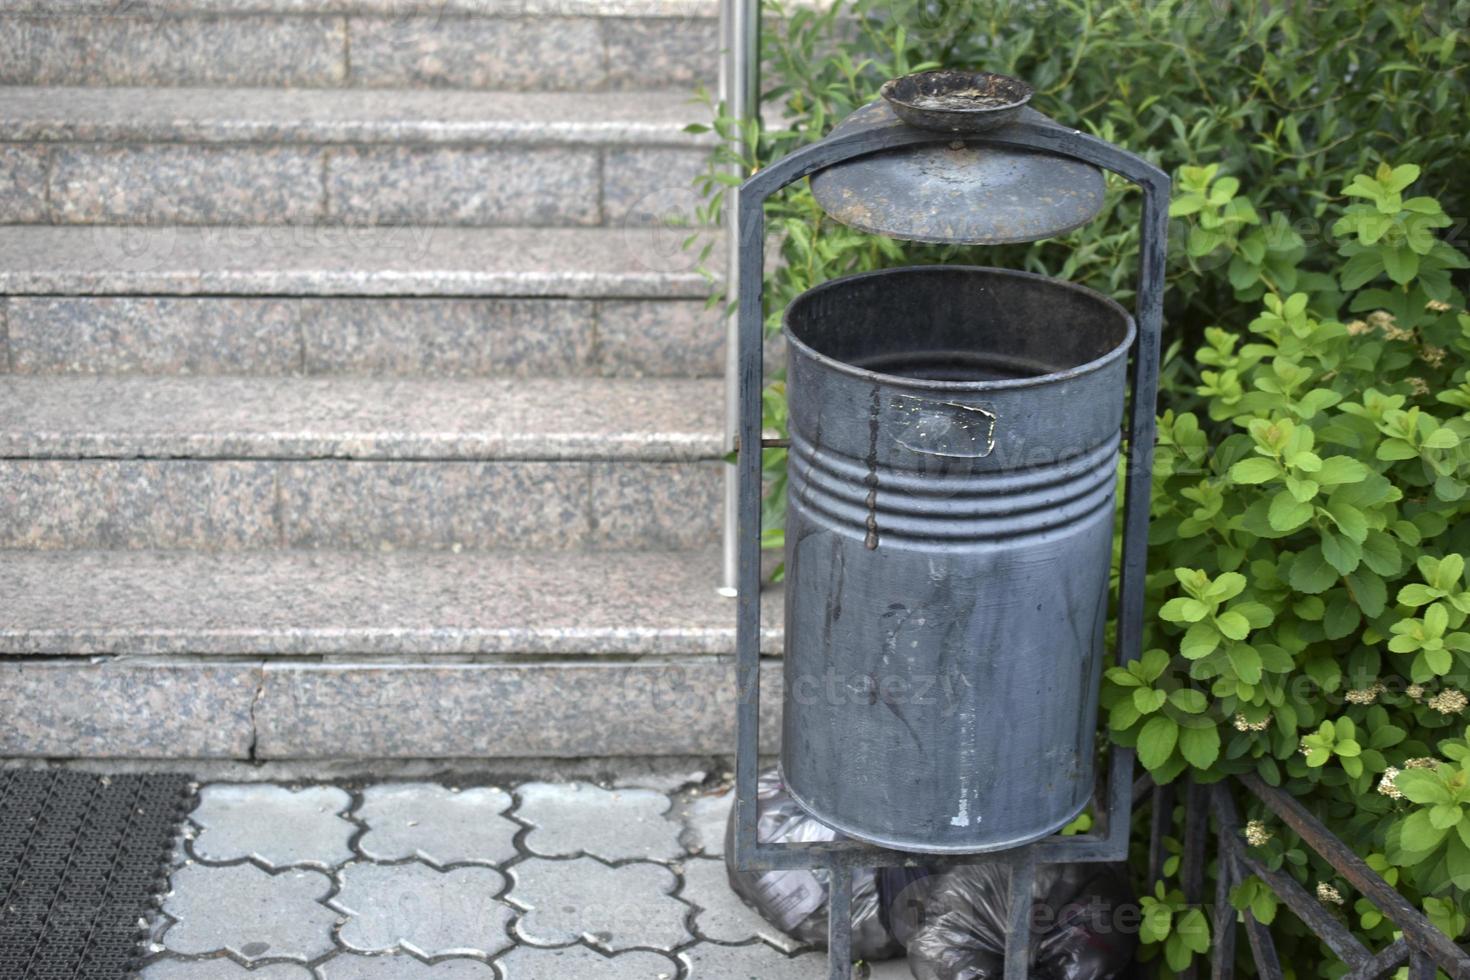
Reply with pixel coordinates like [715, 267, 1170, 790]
[1, 297, 721, 377]
[0, 658, 779, 759]
[0, 14, 715, 89]
[0, 459, 721, 550]
[1, 142, 706, 227]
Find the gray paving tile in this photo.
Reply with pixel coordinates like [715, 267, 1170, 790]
[317, 955, 497, 979]
[327, 146, 599, 226]
[357, 783, 518, 867]
[680, 941, 830, 978]
[680, 857, 802, 952]
[49, 145, 324, 225]
[192, 785, 355, 869]
[509, 857, 690, 952]
[141, 960, 313, 980]
[517, 782, 682, 862]
[496, 945, 679, 979]
[677, 788, 731, 857]
[332, 861, 515, 958]
[162, 863, 337, 962]
[0, 660, 256, 758]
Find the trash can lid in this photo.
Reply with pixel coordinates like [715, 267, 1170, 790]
[809, 100, 1107, 245]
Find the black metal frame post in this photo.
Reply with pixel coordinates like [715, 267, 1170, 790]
[731, 105, 1169, 978]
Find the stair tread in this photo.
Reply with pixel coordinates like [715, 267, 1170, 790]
[0, 548, 781, 655]
[0, 225, 716, 297]
[1, 0, 717, 18]
[0, 375, 723, 460]
[0, 86, 713, 145]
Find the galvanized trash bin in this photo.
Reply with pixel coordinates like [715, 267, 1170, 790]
[726, 67, 1170, 978]
[781, 265, 1135, 853]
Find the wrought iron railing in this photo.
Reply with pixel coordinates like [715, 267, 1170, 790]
[1147, 775, 1470, 979]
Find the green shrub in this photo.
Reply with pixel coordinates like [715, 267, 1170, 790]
[1103, 162, 1469, 973]
[693, 0, 1470, 971]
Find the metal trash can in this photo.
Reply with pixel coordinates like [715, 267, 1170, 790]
[780, 264, 1136, 853]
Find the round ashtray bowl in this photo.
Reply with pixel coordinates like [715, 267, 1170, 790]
[880, 69, 1034, 133]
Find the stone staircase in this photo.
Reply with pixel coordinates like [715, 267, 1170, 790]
[0, 0, 780, 761]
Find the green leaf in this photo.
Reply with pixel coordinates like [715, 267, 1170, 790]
[1228, 644, 1263, 684]
[1181, 622, 1220, 660]
[1396, 770, 1451, 804]
[1347, 569, 1389, 618]
[1316, 456, 1370, 485]
[1268, 491, 1313, 531]
[1138, 715, 1180, 770]
[1161, 597, 1211, 623]
[1399, 810, 1448, 856]
[1169, 689, 1209, 714]
[1290, 547, 1339, 594]
[1323, 600, 1361, 640]
[1134, 687, 1168, 714]
[1216, 610, 1252, 641]
[1178, 723, 1222, 768]
[1231, 457, 1281, 484]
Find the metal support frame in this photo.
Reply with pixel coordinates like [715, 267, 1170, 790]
[718, 0, 759, 595]
[730, 106, 1170, 978]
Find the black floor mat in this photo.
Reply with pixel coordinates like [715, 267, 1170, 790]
[0, 770, 192, 979]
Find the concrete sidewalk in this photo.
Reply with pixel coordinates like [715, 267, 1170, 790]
[140, 774, 912, 978]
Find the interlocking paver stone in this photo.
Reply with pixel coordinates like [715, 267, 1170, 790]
[357, 783, 518, 867]
[516, 781, 683, 861]
[142, 962, 313, 980]
[679, 789, 732, 857]
[681, 941, 831, 978]
[317, 953, 498, 979]
[509, 857, 692, 953]
[191, 784, 354, 869]
[680, 858, 803, 952]
[162, 863, 337, 963]
[332, 861, 515, 958]
[497, 945, 679, 979]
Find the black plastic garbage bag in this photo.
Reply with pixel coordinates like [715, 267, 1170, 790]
[723, 769, 906, 961]
[887, 861, 1136, 980]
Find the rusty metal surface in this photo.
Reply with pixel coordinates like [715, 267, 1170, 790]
[809, 102, 1106, 245]
[880, 69, 1033, 133]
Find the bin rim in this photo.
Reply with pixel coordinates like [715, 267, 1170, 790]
[781, 264, 1137, 394]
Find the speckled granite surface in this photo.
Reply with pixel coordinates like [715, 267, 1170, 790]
[0, 376, 723, 459]
[0, 15, 348, 87]
[0, 0, 717, 14]
[0, 456, 720, 549]
[254, 659, 781, 757]
[0, 87, 711, 145]
[4, 296, 720, 377]
[0, 226, 715, 297]
[0, 660, 259, 756]
[0, 12, 716, 89]
[0, 549, 783, 655]
[48, 144, 326, 225]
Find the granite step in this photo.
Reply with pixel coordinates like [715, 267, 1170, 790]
[0, 3, 717, 90]
[0, 375, 725, 550]
[0, 547, 783, 759]
[0, 87, 711, 226]
[0, 225, 712, 296]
